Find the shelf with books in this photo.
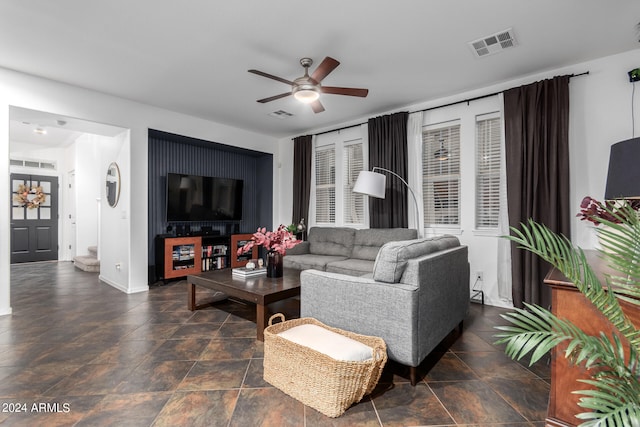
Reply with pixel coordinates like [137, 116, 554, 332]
[201, 242, 228, 272]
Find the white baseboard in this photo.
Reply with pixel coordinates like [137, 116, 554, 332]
[99, 275, 148, 294]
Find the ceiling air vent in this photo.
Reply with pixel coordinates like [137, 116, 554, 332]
[268, 110, 294, 119]
[469, 28, 517, 58]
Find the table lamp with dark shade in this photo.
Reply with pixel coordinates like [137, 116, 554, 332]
[604, 137, 640, 200]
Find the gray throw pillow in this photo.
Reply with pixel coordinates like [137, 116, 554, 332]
[372, 235, 459, 283]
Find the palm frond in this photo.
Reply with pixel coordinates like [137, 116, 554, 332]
[575, 385, 640, 427]
[497, 209, 640, 424]
[505, 219, 640, 353]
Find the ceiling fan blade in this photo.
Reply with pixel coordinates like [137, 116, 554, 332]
[257, 92, 292, 103]
[311, 57, 340, 83]
[310, 100, 325, 113]
[248, 69, 294, 86]
[321, 86, 369, 97]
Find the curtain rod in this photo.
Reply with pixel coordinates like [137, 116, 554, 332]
[305, 71, 589, 138]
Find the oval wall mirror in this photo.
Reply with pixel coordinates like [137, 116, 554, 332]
[106, 162, 121, 207]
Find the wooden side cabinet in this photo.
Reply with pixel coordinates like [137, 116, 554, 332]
[544, 251, 639, 426]
[156, 236, 202, 281]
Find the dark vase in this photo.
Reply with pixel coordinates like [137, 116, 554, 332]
[266, 250, 283, 278]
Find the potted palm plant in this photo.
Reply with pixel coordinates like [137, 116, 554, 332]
[495, 200, 640, 426]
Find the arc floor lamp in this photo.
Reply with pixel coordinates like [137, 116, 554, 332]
[353, 167, 422, 237]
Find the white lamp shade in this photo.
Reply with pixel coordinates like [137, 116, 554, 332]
[353, 170, 386, 199]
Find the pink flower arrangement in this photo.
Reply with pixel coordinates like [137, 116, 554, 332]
[237, 225, 301, 256]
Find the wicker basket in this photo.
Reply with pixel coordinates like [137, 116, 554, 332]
[263, 313, 387, 418]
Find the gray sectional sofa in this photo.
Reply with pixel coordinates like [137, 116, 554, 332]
[284, 227, 418, 276]
[300, 235, 470, 385]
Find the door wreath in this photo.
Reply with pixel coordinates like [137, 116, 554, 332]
[14, 184, 46, 209]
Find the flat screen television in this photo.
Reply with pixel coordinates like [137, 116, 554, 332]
[166, 173, 243, 222]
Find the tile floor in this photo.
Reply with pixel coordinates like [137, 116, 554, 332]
[0, 261, 550, 426]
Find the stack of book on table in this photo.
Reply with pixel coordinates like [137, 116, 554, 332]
[232, 267, 267, 278]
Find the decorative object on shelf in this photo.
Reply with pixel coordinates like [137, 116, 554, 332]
[297, 218, 307, 241]
[495, 202, 640, 425]
[287, 219, 308, 241]
[237, 225, 301, 278]
[106, 162, 121, 207]
[13, 183, 46, 209]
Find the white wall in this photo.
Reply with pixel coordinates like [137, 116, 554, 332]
[99, 131, 131, 291]
[0, 67, 279, 315]
[62, 142, 77, 261]
[73, 134, 102, 257]
[276, 48, 640, 308]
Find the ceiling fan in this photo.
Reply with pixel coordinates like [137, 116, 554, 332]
[248, 57, 369, 113]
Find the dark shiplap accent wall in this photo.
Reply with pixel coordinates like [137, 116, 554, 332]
[148, 129, 273, 269]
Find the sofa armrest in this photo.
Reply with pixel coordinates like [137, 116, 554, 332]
[300, 270, 418, 364]
[409, 246, 470, 360]
[286, 241, 310, 255]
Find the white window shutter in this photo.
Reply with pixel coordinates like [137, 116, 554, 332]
[422, 123, 461, 227]
[315, 145, 335, 223]
[343, 142, 364, 224]
[475, 114, 501, 229]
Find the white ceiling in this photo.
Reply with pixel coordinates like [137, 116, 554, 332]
[10, 107, 127, 148]
[1, 1, 640, 141]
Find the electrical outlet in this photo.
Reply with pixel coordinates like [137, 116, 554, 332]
[476, 271, 484, 281]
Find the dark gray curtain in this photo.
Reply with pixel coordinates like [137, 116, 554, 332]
[368, 112, 409, 228]
[292, 135, 312, 226]
[504, 75, 571, 309]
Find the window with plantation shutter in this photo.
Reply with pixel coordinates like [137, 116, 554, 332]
[475, 113, 502, 229]
[311, 127, 367, 228]
[343, 141, 364, 224]
[315, 145, 335, 223]
[422, 123, 461, 227]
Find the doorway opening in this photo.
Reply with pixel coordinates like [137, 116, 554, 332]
[9, 106, 128, 267]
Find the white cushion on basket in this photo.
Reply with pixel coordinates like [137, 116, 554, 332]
[277, 324, 373, 362]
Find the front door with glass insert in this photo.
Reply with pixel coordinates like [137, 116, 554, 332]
[10, 174, 59, 263]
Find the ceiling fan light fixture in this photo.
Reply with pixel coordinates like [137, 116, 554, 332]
[293, 85, 320, 103]
[250, 56, 367, 112]
[434, 148, 449, 161]
[434, 138, 449, 160]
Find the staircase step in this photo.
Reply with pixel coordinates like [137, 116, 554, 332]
[73, 255, 100, 273]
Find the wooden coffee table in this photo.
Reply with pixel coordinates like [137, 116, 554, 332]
[187, 268, 301, 341]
